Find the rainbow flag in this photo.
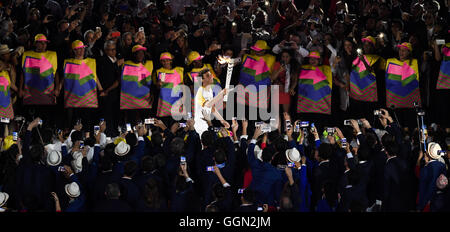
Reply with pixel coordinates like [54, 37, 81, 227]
[21, 51, 58, 105]
[63, 58, 98, 108]
[437, 44, 450, 89]
[188, 63, 221, 117]
[350, 55, 379, 102]
[297, 65, 332, 114]
[385, 58, 421, 108]
[156, 67, 184, 117]
[0, 71, 14, 119]
[237, 54, 275, 108]
[120, 60, 153, 110]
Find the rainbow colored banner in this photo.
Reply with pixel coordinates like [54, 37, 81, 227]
[297, 65, 332, 114]
[120, 60, 153, 110]
[156, 67, 184, 117]
[237, 54, 275, 108]
[437, 44, 450, 89]
[63, 58, 98, 108]
[21, 51, 58, 105]
[385, 58, 420, 108]
[349, 55, 379, 102]
[0, 71, 14, 119]
[188, 63, 221, 117]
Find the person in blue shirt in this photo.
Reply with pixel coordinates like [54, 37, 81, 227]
[247, 126, 283, 207]
[417, 142, 447, 211]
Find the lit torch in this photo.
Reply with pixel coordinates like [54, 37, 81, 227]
[217, 55, 241, 102]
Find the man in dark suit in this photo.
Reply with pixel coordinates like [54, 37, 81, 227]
[311, 143, 338, 211]
[94, 183, 132, 212]
[382, 135, 413, 212]
[96, 40, 120, 137]
[118, 160, 140, 209]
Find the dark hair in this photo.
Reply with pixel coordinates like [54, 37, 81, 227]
[261, 146, 275, 163]
[201, 131, 216, 148]
[357, 144, 371, 161]
[242, 188, 255, 204]
[153, 153, 166, 170]
[318, 143, 333, 160]
[382, 133, 399, 156]
[169, 137, 185, 157]
[125, 133, 138, 147]
[71, 131, 83, 143]
[141, 156, 156, 173]
[123, 160, 138, 177]
[212, 183, 226, 200]
[198, 68, 210, 78]
[214, 148, 227, 164]
[151, 133, 163, 147]
[42, 129, 53, 145]
[30, 143, 44, 163]
[105, 183, 121, 199]
[144, 178, 161, 209]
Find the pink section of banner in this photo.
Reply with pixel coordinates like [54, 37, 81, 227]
[39, 56, 53, 73]
[299, 68, 327, 85]
[0, 76, 8, 91]
[24, 57, 41, 69]
[387, 63, 402, 76]
[123, 64, 151, 81]
[161, 72, 181, 85]
[352, 57, 369, 72]
[443, 47, 450, 57]
[66, 62, 93, 80]
[243, 57, 269, 76]
[401, 64, 415, 80]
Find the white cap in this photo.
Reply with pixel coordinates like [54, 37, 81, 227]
[0, 192, 9, 207]
[428, 142, 443, 160]
[114, 141, 131, 156]
[286, 148, 301, 163]
[65, 182, 80, 198]
[46, 150, 62, 166]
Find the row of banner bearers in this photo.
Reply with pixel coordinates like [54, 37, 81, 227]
[0, 34, 449, 120]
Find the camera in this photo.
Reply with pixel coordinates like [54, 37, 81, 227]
[436, 39, 445, 45]
[80, 141, 84, 149]
[255, 122, 264, 127]
[344, 120, 352, 126]
[94, 125, 100, 135]
[126, 123, 132, 132]
[206, 166, 215, 172]
[12, 132, 18, 141]
[300, 121, 309, 128]
[213, 127, 221, 133]
[288, 162, 295, 168]
[58, 166, 65, 172]
[310, 123, 316, 133]
[179, 122, 187, 128]
[38, 119, 43, 126]
[327, 127, 335, 135]
[187, 112, 192, 120]
[145, 118, 155, 125]
[180, 156, 186, 165]
[238, 188, 244, 194]
[374, 110, 382, 116]
[0, 117, 10, 123]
